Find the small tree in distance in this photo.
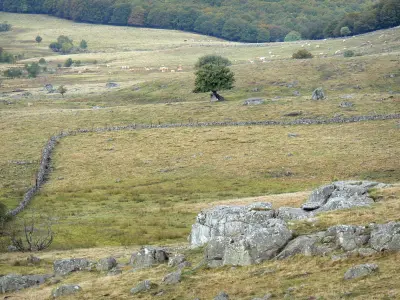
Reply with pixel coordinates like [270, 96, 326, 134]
[80, 40, 87, 49]
[35, 35, 42, 43]
[193, 55, 235, 101]
[340, 26, 351, 36]
[58, 85, 67, 97]
[292, 49, 313, 59]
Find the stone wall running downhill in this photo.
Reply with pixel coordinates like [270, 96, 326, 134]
[6, 113, 400, 217]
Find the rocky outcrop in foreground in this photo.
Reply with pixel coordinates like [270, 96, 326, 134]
[190, 181, 396, 267]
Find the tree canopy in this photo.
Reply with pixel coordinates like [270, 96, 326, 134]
[1, 0, 398, 42]
[193, 55, 235, 101]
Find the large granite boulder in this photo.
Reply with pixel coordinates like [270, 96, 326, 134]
[344, 264, 379, 280]
[190, 203, 275, 247]
[51, 284, 82, 297]
[131, 246, 169, 268]
[302, 181, 387, 213]
[205, 219, 292, 266]
[276, 232, 334, 259]
[0, 274, 51, 293]
[370, 222, 400, 251]
[53, 258, 93, 276]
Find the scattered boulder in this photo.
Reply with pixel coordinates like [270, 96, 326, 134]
[51, 284, 82, 298]
[130, 280, 154, 295]
[370, 221, 400, 251]
[205, 219, 292, 266]
[107, 267, 122, 276]
[288, 133, 299, 138]
[106, 82, 119, 88]
[344, 263, 379, 280]
[27, 255, 41, 265]
[243, 98, 264, 105]
[168, 254, 186, 267]
[177, 261, 192, 270]
[44, 83, 55, 93]
[293, 90, 301, 96]
[214, 291, 230, 300]
[311, 87, 325, 100]
[131, 246, 169, 268]
[7, 245, 18, 252]
[96, 257, 117, 271]
[162, 271, 181, 285]
[339, 101, 354, 108]
[283, 111, 302, 117]
[302, 181, 387, 213]
[189, 203, 275, 247]
[0, 274, 50, 293]
[53, 258, 93, 276]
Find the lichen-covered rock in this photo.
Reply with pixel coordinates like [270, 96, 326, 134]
[311, 87, 325, 100]
[276, 207, 312, 221]
[107, 267, 122, 276]
[325, 225, 370, 251]
[130, 280, 154, 295]
[302, 181, 387, 213]
[96, 257, 117, 271]
[190, 203, 275, 247]
[205, 219, 292, 266]
[162, 271, 181, 285]
[0, 274, 51, 294]
[344, 264, 379, 280]
[53, 258, 93, 276]
[370, 222, 400, 251]
[51, 284, 82, 298]
[277, 232, 334, 259]
[131, 247, 169, 268]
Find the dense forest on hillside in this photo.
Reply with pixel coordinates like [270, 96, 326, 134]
[0, 0, 399, 42]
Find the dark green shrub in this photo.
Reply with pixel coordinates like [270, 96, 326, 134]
[38, 58, 46, 64]
[292, 49, 313, 59]
[25, 63, 41, 78]
[343, 50, 355, 57]
[64, 58, 73, 67]
[0, 22, 11, 32]
[4, 68, 23, 78]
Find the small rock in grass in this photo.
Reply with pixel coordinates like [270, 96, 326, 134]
[344, 263, 379, 280]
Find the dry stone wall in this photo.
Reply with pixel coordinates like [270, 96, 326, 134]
[6, 113, 400, 217]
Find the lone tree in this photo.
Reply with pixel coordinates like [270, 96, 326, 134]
[193, 55, 235, 101]
[35, 35, 42, 43]
[58, 85, 67, 97]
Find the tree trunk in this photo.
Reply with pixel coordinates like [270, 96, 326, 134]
[211, 91, 225, 102]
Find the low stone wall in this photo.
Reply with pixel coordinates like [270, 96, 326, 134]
[6, 113, 400, 217]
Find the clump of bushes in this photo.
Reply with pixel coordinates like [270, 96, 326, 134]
[292, 49, 313, 59]
[0, 47, 15, 63]
[343, 50, 355, 57]
[38, 58, 46, 64]
[4, 68, 23, 78]
[0, 22, 11, 32]
[49, 35, 88, 54]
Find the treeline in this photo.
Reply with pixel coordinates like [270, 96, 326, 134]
[0, 0, 399, 42]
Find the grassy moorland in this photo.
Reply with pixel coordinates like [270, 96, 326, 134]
[0, 12, 399, 299]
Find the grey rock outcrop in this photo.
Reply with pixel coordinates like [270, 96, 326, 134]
[53, 258, 93, 276]
[277, 232, 334, 259]
[312, 87, 325, 100]
[370, 222, 400, 251]
[276, 207, 312, 221]
[131, 247, 169, 268]
[205, 219, 292, 266]
[96, 257, 117, 271]
[324, 225, 370, 251]
[130, 280, 154, 295]
[51, 284, 82, 298]
[344, 264, 379, 280]
[162, 271, 181, 285]
[302, 181, 387, 213]
[190, 203, 275, 247]
[0, 274, 51, 294]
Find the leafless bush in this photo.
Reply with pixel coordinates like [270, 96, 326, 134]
[11, 212, 55, 252]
